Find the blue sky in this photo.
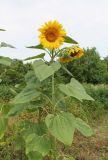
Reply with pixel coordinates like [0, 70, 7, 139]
[0, 0, 108, 59]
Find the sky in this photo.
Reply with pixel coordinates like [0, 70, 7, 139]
[0, 0, 108, 60]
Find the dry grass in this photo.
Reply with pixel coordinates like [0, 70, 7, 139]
[68, 114, 108, 160]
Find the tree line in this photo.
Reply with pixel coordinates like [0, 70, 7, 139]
[0, 47, 108, 85]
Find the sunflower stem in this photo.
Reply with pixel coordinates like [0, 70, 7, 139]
[52, 74, 55, 103]
[50, 49, 57, 160]
[51, 49, 55, 103]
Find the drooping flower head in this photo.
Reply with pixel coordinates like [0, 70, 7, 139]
[38, 20, 66, 49]
[58, 46, 84, 63]
[69, 47, 84, 58]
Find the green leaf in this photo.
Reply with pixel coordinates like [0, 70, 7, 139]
[64, 36, 78, 44]
[13, 135, 25, 151]
[24, 53, 45, 61]
[8, 103, 29, 116]
[64, 157, 75, 160]
[0, 57, 12, 66]
[59, 78, 94, 102]
[0, 117, 7, 139]
[51, 62, 61, 72]
[0, 42, 15, 48]
[25, 71, 38, 85]
[45, 112, 75, 145]
[27, 151, 42, 160]
[25, 133, 51, 156]
[0, 29, 6, 31]
[27, 44, 44, 50]
[12, 84, 40, 104]
[75, 118, 93, 137]
[21, 121, 47, 136]
[55, 92, 66, 110]
[33, 60, 61, 81]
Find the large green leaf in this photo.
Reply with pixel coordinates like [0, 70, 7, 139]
[51, 62, 61, 72]
[25, 71, 38, 84]
[45, 112, 76, 145]
[8, 103, 31, 116]
[12, 84, 40, 104]
[27, 44, 44, 50]
[0, 57, 12, 66]
[0, 117, 7, 139]
[33, 60, 61, 81]
[75, 118, 93, 137]
[27, 151, 42, 160]
[25, 133, 51, 156]
[24, 53, 45, 61]
[54, 90, 67, 109]
[64, 36, 78, 44]
[0, 42, 15, 48]
[21, 121, 47, 137]
[59, 78, 94, 102]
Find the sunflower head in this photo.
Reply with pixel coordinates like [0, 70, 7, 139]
[58, 46, 84, 63]
[38, 20, 66, 49]
[59, 57, 72, 63]
[69, 46, 84, 58]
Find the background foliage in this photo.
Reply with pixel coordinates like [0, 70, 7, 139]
[0, 47, 108, 85]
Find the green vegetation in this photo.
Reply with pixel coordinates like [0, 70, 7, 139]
[0, 82, 108, 160]
[0, 54, 108, 160]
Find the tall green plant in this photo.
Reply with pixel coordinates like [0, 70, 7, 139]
[1, 21, 94, 160]
[0, 28, 15, 66]
[0, 28, 15, 85]
[0, 28, 15, 144]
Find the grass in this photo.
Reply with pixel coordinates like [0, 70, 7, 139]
[71, 112, 108, 160]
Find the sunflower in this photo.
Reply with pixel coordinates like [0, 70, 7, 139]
[69, 47, 84, 58]
[59, 57, 72, 63]
[38, 20, 66, 49]
[58, 46, 84, 63]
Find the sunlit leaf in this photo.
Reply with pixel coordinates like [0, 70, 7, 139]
[24, 53, 45, 61]
[12, 84, 40, 104]
[64, 36, 78, 44]
[45, 112, 75, 145]
[59, 78, 94, 101]
[0, 42, 15, 48]
[27, 44, 44, 50]
[33, 60, 61, 81]
[25, 71, 38, 84]
[75, 118, 93, 137]
[25, 133, 51, 156]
